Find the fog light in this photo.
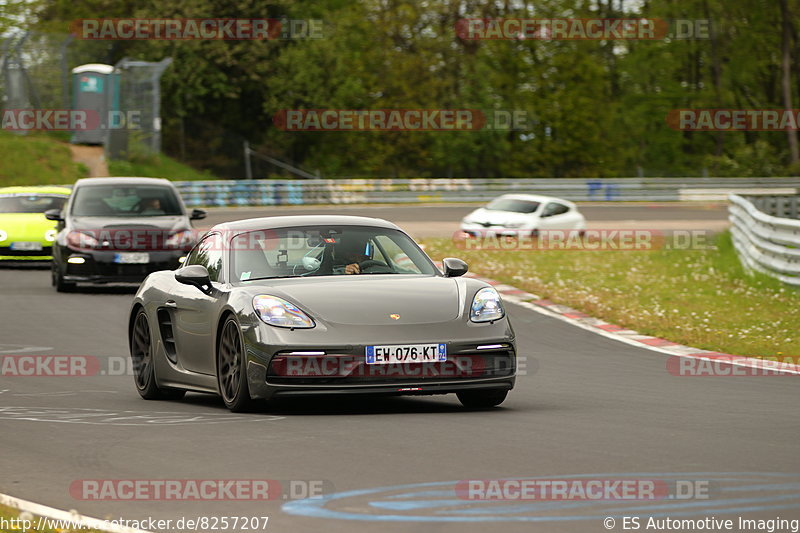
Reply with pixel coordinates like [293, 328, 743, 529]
[67, 256, 86, 264]
[178, 256, 187, 264]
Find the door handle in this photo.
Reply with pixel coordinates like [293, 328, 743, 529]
[165, 300, 177, 308]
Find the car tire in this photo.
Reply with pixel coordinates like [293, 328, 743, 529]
[52, 263, 75, 292]
[217, 315, 253, 413]
[130, 309, 186, 401]
[457, 389, 508, 409]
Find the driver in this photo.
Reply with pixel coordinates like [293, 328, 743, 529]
[334, 234, 370, 275]
[139, 197, 163, 215]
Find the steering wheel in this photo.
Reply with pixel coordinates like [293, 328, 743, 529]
[358, 259, 392, 274]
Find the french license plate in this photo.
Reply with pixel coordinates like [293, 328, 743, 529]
[366, 344, 447, 364]
[10, 241, 43, 251]
[114, 252, 149, 264]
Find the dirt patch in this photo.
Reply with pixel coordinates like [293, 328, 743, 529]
[69, 145, 108, 177]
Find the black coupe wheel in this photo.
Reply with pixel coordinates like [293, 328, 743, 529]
[52, 263, 75, 293]
[130, 309, 185, 401]
[457, 389, 508, 409]
[217, 316, 252, 412]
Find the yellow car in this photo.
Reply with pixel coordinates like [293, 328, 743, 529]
[0, 186, 71, 261]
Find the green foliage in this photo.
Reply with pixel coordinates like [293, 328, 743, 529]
[20, 0, 800, 178]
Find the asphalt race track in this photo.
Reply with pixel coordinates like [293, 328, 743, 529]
[200, 202, 731, 237]
[1, 204, 797, 533]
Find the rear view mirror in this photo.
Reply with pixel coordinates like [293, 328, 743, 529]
[442, 257, 468, 277]
[175, 264, 212, 293]
[190, 209, 207, 220]
[45, 209, 63, 221]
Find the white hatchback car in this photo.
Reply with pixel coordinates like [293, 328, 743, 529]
[460, 194, 586, 237]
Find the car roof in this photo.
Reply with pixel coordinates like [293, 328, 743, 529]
[492, 194, 576, 207]
[73, 177, 175, 187]
[211, 215, 402, 233]
[0, 186, 72, 196]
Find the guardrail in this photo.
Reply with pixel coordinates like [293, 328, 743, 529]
[729, 193, 800, 286]
[174, 177, 800, 207]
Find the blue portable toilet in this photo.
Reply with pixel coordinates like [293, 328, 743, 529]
[71, 63, 119, 145]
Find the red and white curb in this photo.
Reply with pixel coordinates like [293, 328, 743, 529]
[465, 273, 800, 376]
[0, 492, 151, 533]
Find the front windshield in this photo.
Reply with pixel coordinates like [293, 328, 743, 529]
[70, 185, 183, 217]
[232, 226, 438, 281]
[486, 198, 540, 213]
[0, 195, 67, 214]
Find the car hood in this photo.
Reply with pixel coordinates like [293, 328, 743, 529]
[251, 275, 461, 326]
[464, 207, 535, 226]
[0, 213, 55, 241]
[69, 216, 189, 233]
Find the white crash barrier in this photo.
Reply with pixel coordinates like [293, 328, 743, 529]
[729, 193, 800, 286]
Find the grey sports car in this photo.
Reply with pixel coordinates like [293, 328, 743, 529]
[129, 215, 516, 412]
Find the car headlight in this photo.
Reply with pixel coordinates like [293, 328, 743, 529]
[0, 229, 7, 242]
[253, 295, 315, 329]
[67, 231, 98, 249]
[470, 287, 505, 323]
[165, 230, 194, 249]
[44, 229, 57, 242]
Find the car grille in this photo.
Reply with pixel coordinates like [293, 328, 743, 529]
[266, 348, 515, 385]
[66, 260, 177, 280]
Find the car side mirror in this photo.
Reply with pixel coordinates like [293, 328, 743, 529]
[175, 264, 212, 293]
[45, 209, 63, 221]
[190, 209, 207, 221]
[442, 257, 468, 277]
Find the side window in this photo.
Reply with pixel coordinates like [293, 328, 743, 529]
[374, 235, 422, 273]
[186, 233, 224, 282]
[542, 202, 570, 218]
[367, 238, 387, 264]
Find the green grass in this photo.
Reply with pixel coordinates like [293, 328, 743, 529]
[0, 131, 88, 186]
[108, 151, 215, 180]
[0, 131, 215, 186]
[421, 232, 800, 358]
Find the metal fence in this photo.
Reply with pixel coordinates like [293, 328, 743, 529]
[729, 194, 800, 286]
[174, 177, 800, 207]
[0, 31, 169, 156]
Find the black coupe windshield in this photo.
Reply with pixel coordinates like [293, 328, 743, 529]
[71, 185, 183, 217]
[0, 195, 67, 213]
[486, 198, 541, 213]
[233, 226, 438, 280]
